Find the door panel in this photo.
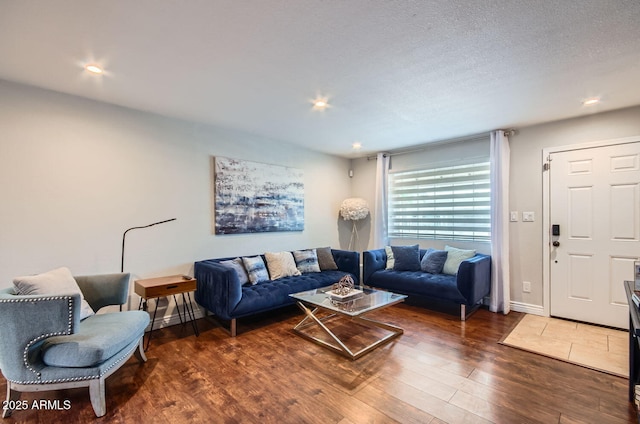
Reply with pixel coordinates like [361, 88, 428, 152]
[568, 187, 592, 238]
[550, 142, 640, 329]
[610, 184, 639, 240]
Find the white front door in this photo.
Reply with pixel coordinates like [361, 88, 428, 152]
[549, 141, 640, 329]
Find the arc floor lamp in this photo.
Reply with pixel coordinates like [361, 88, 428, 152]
[120, 218, 177, 273]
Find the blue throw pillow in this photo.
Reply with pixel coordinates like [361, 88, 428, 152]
[420, 248, 448, 274]
[220, 257, 250, 285]
[391, 244, 421, 271]
[242, 256, 270, 284]
[293, 249, 321, 273]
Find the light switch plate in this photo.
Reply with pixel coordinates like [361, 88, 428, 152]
[510, 211, 518, 222]
[522, 211, 535, 222]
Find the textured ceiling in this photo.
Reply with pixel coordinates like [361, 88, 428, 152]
[1, 1, 639, 158]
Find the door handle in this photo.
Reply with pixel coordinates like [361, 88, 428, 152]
[552, 241, 560, 247]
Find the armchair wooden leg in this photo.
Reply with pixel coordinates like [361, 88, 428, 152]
[89, 378, 106, 417]
[2, 384, 20, 418]
[134, 338, 147, 363]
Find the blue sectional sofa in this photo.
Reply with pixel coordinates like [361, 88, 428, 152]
[194, 248, 359, 336]
[363, 247, 491, 320]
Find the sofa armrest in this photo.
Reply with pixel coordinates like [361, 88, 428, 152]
[75, 273, 130, 312]
[194, 260, 242, 320]
[363, 249, 386, 284]
[331, 249, 360, 283]
[456, 254, 491, 305]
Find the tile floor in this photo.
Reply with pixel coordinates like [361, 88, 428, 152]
[501, 314, 628, 377]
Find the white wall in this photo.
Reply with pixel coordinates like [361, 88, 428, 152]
[0, 80, 352, 320]
[351, 105, 640, 313]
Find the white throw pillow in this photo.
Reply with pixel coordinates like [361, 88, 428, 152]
[264, 251, 301, 280]
[13, 267, 95, 320]
[442, 246, 476, 275]
[384, 246, 395, 269]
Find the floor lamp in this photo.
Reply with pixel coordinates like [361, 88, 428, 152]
[120, 218, 177, 272]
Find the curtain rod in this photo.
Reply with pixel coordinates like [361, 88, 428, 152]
[366, 129, 516, 160]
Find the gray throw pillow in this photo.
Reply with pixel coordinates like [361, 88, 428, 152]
[391, 244, 421, 271]
[13, 267, 95, 320]
[420, 248, 448, 274]
[220, 257, 250, 285]
[316, 247, 338, 270]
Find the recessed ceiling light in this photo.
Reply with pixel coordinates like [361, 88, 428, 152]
[311, 96, 330, 111]
[84, 64, 104, 75]
[583, 97, 600, 106]
[352, 142, 362, 150]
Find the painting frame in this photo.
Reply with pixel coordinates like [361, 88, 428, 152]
[213, 156, 304, 234]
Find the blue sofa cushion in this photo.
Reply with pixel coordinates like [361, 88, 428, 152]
[41, 310, 148, 368]
[421, 248, 448, 274]
[367, 270, 465, 304]
[232, 270, 348, 317]
[391, 244, 420, 271]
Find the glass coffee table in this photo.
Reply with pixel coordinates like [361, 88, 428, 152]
[289, 286, 407, 360]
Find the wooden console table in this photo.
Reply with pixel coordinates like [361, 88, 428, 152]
[134, 275, 199, 350]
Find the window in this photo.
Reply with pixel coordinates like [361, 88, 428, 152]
[388, 160, 491, 242]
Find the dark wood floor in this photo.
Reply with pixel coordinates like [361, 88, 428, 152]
[1, 304, 637, 423]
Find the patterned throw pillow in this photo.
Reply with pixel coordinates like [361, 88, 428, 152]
[391, 244, 421, 271]
[442, 245, 476, 275]
[220, 257, 250, 285]
[242, 256, 270, 284]
[315, 247, 338, 271]
[293, 249, 321, 273]
[264, 252, 301, 280]
[420, 248, 448, 274]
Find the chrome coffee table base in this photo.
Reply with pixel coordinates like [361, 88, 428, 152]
[293, 302, 404, 360]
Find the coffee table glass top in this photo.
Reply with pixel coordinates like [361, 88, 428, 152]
[289, 286, 406, 317]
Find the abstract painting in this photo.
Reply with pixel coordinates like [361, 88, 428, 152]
[214, 157, 304, 234]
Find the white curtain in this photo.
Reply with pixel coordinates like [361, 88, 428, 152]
[490, 130, 511, 314]
[373, 152, 390, 248]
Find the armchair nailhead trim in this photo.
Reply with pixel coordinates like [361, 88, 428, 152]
[0, 296, 75, 379]
[98, 335, 141, 376]
[3, 295, 143, 385]
[9, 335, 143, 385]
[11, 375, 100, 385]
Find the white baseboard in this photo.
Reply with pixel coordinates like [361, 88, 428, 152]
[145, 304, 206, 332]
[145, 300, 545, 330]
[510, 301, 545, 316]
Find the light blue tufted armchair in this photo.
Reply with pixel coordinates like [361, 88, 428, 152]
[0, 273, 149, 418]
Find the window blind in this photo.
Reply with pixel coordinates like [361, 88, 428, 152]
[388, 161, 491, 242]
